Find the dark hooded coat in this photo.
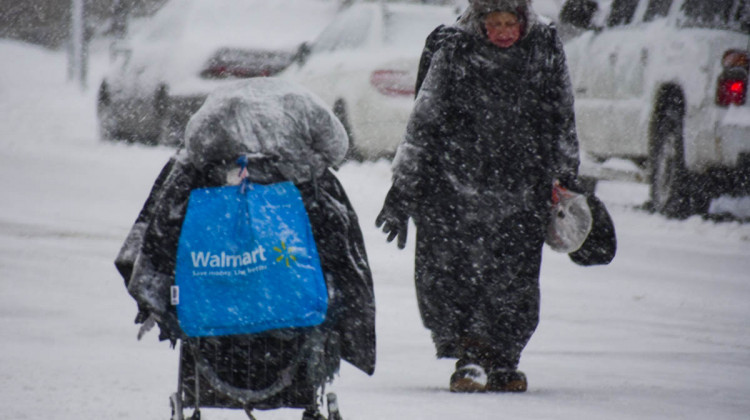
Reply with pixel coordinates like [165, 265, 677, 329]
[115, 80, 376, 387]
[390, 2, 579, 369]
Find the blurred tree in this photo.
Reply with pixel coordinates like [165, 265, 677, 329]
[0, 0, 166, 49]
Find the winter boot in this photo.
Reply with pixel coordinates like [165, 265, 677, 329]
[449, 363, 488, 393]
[326, 392, 343, 420]
[485, 369, 527, 392]
[301, 406, 326, 420]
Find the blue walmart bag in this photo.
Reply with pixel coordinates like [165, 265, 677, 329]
[174, 181, 327, 337]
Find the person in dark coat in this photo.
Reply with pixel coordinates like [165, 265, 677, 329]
[376, 0, 580, 393]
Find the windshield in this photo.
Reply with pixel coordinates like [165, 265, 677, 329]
[311, 7, 373, 53]
[384, 8, 455, 48]
[680, 0, 749, 33]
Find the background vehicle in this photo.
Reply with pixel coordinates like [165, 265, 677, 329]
[560, 0, 750, 218]
[279, 2, 459, 160]
[96, 0, 337, 146]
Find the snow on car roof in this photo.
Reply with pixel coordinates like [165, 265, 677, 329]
[131, 0, 338, 51]
[121, 0, 338, 83]
[310, 2, 458, 54]
[383, 4, 459, 48]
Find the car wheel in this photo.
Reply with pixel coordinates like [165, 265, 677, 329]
[649, 92, 709, 218]
[333, 99, 362, 161]
[158, 110, 183, 147]
[97, 80, 117, 141]
[148, 84, 170, 146]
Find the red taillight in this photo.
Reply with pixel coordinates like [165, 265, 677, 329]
[370, 70, 415, 97]
[717, 79, 746, 106]
[716, 50, 749, 107]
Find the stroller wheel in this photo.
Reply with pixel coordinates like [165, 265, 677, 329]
[326, 393, 343, 420]
[243, 406, 257, 420]
[169, 393, 183, 420]
[301, 407, 326, 420]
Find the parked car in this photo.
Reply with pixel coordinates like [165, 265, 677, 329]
[96, 0, 337, 146]
[278, 2, 459, 160]
[560, 0, 750, 218]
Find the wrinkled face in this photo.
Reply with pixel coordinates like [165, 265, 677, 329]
[484, 11, 521, 48]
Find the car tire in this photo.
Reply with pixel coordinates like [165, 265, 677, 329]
[649, 92, 709, 219]
[148, 84, 170, 146]
[333, 100, 362, 161]
[158, 110, 183, 147]
[97, 81, 117, 142]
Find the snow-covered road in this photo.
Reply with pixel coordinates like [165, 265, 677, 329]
[1, 40, 749, 420]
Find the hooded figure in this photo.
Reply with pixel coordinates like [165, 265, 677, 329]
[377, 0, 580, 393]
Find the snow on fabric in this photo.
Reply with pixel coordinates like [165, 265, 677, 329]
[184, 78, 348, 183]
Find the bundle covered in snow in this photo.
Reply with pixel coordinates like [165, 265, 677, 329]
[184, 77, 349, 184]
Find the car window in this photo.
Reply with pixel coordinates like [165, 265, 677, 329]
[607, 0, 640, 26]
[737, 0, 750, 30]
[643, 0, 673, 21]
[312, 7, 373, 53]
[131, 1, 188, 44]
[384, 8, 454, 49]
[681, 0, 749, 31]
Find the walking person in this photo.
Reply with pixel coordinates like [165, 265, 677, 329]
[376, 0, 581, 393]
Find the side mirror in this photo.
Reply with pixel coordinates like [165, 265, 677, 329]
[559, 0, 598, 29]
[293, 42, 311, 66]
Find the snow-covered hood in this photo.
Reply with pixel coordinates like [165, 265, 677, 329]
[184, 78, 348, 183]
[456, 0, 540, 41]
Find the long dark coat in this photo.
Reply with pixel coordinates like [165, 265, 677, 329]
[391, 21, 579, 369]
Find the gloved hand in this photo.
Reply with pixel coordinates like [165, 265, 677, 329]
[376, 186, 411, 249]
[556, 175, 590, 194]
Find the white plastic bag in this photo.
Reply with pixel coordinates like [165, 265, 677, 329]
[546, 183, 593, 253]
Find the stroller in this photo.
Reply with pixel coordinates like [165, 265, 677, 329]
[115, 79, 376, 420]
[171, 331, 340, 420]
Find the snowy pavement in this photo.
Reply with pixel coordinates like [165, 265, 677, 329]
[1, 40, 749, 420]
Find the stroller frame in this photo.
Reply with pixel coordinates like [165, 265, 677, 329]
[169, 334, 343, 420]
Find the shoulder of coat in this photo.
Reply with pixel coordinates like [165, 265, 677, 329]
[427, 25, 465, 48]
[528, 18, 556, 36]
[523, 19, 559, 50]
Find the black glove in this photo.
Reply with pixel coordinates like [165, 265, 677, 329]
[375, 186, 411, 249]
[556, 174, 590, 194]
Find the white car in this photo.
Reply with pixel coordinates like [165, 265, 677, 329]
[278, 2, 459, 160]
[561, 0, 750, 217]
[96, 0, 337, 146]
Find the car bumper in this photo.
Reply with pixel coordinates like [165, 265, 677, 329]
[687, 105, 750, 194]
[101, 98, 162, 141]
[713, 106, 750, 194]
[716, 106, 750, 167]
[687, 104, 750, 169]
[351, 94, 413, 159]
